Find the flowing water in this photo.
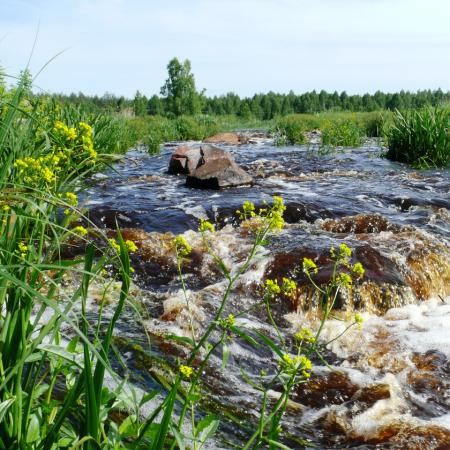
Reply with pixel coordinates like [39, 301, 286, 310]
[80, 137, 450, 449]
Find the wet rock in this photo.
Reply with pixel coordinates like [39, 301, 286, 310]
[203, 132, 248, 145]
[186, 152, 253, 189]
[168, 144, 253, 189]
[167, 145, 209, 175]
[322, 213, 400, 234]
[292, 371, 359, 407]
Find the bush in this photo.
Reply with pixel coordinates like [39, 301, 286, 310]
[273, 115, 308, 145]
[321, 120, 363, 147]
[384, 107, 450, 168]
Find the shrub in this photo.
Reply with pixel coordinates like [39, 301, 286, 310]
[385, 107, 450, 168]
[321, 119, 363, 147]
[273, 115, 308, 145]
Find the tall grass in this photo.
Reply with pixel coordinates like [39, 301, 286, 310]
[0, 73, 140, 449]
[384, 107, 450, 168]
[273, 112, 388, 146]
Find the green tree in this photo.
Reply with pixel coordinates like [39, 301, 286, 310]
[133, 90, 148, 116]
[148, 94, 164, 115]
[160, 57, 202, 116]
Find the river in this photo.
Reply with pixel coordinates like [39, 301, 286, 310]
[80, 136, 450, 449]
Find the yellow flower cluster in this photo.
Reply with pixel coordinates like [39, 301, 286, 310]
[108, 238, 138, 254]
[54, 120, 97, 162]
[265, 276, 298, 299]
[352, 262, 365, 279]
[354, 313, 364, 329]
[108, 238, 121, 253]
[219, 313, 235, 329]
[17, 241, 28, 258]
[302, 257, 318, 275]
[65, 192, 78, 207]
[179, 364, 194, 379]
[198, 219, 215, 233]
[73, 225, 88, 236]
[267, 196, 286, 231]
[54, 121, 77, 141]
[330, 243, 352, 261]
[174, 235, 192, 258]
[281, 353, 312, 378]
[337, 272, 353, 288]
[125, 239, 138, 253]
[13, 120, 98, 191]
[281, 277, 297, 296]
[14, 155, 57, 185]
[294, 327, 316, 344]
[265, 279, 281, 296]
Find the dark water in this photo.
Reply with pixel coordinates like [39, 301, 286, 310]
[81, 139, 450, 449]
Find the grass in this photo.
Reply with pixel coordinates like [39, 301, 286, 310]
[384, 107, 450, 168]
[273, 111, 389, 146]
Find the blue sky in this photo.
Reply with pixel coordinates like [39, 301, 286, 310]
[1, 0, 449, 97]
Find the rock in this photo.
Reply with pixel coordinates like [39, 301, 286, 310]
[168, 144, 253, 189]
[168, 144, 233, 175]
[186, 161, 253, 189]
[168, 145, 201, 175]
[203, 132, 249, 145]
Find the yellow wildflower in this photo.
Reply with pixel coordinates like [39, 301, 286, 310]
[108, 238, 121, 253]
[265, 279, 281, 296]
[294, 327, 316, 344]
[65, 192, 78, 207]
[125, 239, 138, 253]
[352, 262, 365, 279]
[174, 235, 191, 257]
[282, 277, 297, 296]
[179, 365, 194, 379]
[199, 219, 215, 233]
[354, 313, 364, 329]
[337, 272, 352, 288]
[302, 257, 318, 275]
[73, 226, 88, 236]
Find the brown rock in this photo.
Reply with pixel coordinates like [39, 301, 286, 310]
[186, 156, 253, 189]
[168, 144, 253, 189]
[203, 132, 248, 145]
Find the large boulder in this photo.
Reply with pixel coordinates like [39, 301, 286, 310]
[186, 157, 253, 189]
[168, 144, 253, 189]
[168, 144, 233, 175]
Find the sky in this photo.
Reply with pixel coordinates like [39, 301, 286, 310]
[0, 0, 449, 98]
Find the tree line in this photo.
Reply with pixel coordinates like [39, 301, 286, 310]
[45, 58, 450, 119]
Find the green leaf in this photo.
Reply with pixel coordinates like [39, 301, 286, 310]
[196, 414, 219, 447]
[0, 397, 15, 422]
[26, 413, 40, 443]
[169, 423, 186, 450]
[230, 326, 259, 347]
[253, 330, 284, 358]
[221, 343, 230, 370]
[119, 415, 138, 437]
[139, 390, 158, 407]
[165, 334, 195, 347]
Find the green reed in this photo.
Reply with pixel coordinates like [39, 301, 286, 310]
[385, 107, 450, 168]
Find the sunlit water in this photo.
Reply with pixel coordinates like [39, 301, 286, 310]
[78, 138, 450, 449]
